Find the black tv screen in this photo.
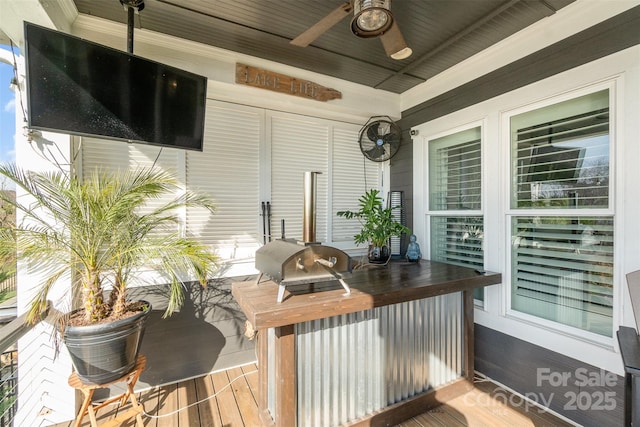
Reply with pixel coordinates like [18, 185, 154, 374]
[524, 144, 585, 183]
[24, 22, 207, 151]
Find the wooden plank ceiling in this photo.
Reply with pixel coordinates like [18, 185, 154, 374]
[73, 0, 575, 94]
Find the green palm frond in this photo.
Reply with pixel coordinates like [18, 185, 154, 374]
[0, 164, 219, 325]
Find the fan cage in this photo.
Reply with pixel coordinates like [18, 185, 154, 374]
[358, 117, 402, 162]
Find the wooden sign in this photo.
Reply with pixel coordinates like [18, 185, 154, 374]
[235, 63, 342, 102]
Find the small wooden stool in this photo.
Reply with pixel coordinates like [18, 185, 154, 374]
[68, 354, 146, 427]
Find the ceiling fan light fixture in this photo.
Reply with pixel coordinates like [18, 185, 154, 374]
[351, 0, 393, 38]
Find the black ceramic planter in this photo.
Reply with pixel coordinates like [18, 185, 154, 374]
[368, 245, 391, 264]
[63, 301, 151, 384]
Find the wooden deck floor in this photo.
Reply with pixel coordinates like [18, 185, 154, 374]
[55, 365, 575, 427]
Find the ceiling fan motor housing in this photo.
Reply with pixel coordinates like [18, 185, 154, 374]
[351, 0, 393, 38]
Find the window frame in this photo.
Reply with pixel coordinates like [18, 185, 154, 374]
[503, 81, 617, 345]
[424, 121, 486, 304]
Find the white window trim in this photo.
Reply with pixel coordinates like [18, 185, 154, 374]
[415, 120, 486, 304]
[412, 47, 638, 375]
[416, 120, 485, 259]
[502, 78, 618, 347]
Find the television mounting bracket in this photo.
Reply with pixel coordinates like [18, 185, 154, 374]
[119, 0, 145, 54]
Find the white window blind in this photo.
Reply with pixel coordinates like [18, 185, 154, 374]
[429, 128, 481, 211]
[428, 127, 484, 300]
[430, 216, 484, 268]
[512, 90, 609, 209]
[509, 89, 613, 337]
[511, 216, 614, 336]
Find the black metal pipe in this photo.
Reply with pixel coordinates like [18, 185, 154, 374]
[266, 202, 272, 242]
[127, 6, 134, 54]
[261, 202, 266, 244]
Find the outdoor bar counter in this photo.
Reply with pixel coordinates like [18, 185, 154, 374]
[232, 260, 501, 427]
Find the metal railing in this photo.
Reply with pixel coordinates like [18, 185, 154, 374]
[0, 303, 49, 427]
[0, 350, 17, 427]
[0, 275, 15, 295]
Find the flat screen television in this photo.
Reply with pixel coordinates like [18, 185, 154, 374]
[24, 22, 207, 151]
[522, 144, 585, 183]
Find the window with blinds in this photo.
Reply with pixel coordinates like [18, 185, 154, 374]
[430, 216, 484, 268]
[512, 90, 609, 209]
[511, 216, 613, 336]
[428, 127, 484, 301]
[429, 128, 481, 211]
[509, 89, 613, 337]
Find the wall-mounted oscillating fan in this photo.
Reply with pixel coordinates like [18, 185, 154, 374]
[359, 116, 402, 162]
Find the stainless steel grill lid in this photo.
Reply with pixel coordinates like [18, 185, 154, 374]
[255, 171, 352, 302]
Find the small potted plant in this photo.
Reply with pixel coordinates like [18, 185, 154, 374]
[337, 189, 410, 264]
[0, 164, 218, 383]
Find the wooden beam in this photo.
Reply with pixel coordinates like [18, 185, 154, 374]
[274, 324, 296, 427]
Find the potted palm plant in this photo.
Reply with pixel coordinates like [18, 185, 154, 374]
[337, 189, 410, 264]
[0, 164, 218, 383]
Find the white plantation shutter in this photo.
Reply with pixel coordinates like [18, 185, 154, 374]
[511, 90, 609, 209]
[430, 216, 484, 268]
[427, 126, 484, 300]
[270, 113, 329, 242]
[81, 137, 130, 172]
[428, 128, 483, 267]
[509, 89, 613, 337]
[429, 128, 481, 211]
[511, 216, 614, 336]
[80, 137, 181, 236]
[81, 137, 180, 177]
[332, 125, 380, 244]
[80, 103, 383, 273]
[186, 102, 262, 262]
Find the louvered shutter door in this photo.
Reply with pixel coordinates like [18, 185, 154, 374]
[81, 137, 180, 177]
[186, 101, 262, 262]
[270, 113, 328, 242]
[81, 137, 181, 237]
[332, 124, 380, 245]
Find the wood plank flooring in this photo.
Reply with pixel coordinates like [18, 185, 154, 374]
[54, 366, 576, 427]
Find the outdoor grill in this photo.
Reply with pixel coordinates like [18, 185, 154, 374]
[255, 171, 352, 303]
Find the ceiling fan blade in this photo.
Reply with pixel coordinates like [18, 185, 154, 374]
[290, 1, 353, 47]
[380, 21, 412, 60]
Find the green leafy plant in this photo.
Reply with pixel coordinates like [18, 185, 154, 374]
[0, 164, 219, 325]
[337, 189, 410, 248]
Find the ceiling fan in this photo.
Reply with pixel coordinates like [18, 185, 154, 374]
[290, 0, 412, 60]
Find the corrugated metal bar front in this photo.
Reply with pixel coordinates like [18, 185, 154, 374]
[295, 292, 463, 426]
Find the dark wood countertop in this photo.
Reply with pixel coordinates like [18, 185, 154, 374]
[232, 260, 501, 330]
